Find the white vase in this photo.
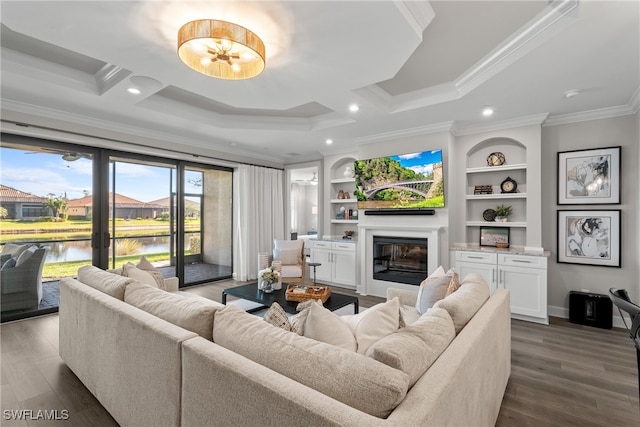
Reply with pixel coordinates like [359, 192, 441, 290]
[343, 166, 354, 178]
[495, 216, 508, 222]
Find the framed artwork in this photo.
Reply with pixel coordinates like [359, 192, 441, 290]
[557, 146, 620, 204]
[479, 227, 509, 247]
[557, 210, 621, 267]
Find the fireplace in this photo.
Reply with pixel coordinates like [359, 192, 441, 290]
[358, 225, 440, 297]
[373, 236, 428, 285]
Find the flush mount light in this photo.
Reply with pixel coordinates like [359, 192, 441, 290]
[177, 19, 265, 80]
[326, 139, 333, 145]
[563, 89, 581, 99]
[349, 104, 359, 112]
[127, 87, 141, 95]
[482, 107, 494, 117]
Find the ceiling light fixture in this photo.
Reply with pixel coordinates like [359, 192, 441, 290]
[326, 139, 333, 145]
[177, 19, 265, 80]
[349, 104, 359, 112]
[482, 107, 494, 117]
[127, 87, 141, 95]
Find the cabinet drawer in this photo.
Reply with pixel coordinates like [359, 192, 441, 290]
[332, 242, 356, 252]
[498, 254, 547, 269]
[455, 251, 497, 264]
[311, 241, 332, 249]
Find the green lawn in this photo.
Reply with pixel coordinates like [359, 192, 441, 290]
[44, 253, 171, 279]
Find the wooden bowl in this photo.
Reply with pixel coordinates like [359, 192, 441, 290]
[496, 242, 509, 249]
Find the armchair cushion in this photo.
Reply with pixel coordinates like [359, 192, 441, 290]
[1, 258, 17, 270]
[273, 248, 300, 265]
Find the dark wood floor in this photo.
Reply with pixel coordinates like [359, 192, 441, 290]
[2, 279, 638, 426]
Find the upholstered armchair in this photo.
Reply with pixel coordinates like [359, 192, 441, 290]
[272, 239, 306, 284]
[1, 245, 49, 311]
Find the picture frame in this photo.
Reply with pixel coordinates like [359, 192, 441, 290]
[557, 146, 620, 205]
[557, 210, 621, 267]
[479, 226, 510, 247]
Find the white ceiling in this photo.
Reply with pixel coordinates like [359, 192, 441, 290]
[1, 1, 638, 166]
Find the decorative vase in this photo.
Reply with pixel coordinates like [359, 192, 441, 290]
[261, 280, 274, 293]
[343, 166, 354, 178]
[495, 216, 508, 222]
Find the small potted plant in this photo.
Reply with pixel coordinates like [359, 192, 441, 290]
[494, 204, 512, 222]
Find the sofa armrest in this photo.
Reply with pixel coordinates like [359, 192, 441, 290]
[387, 287, 418, 306]
[163, 277, 180, 292]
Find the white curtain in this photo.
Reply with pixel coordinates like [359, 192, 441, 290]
[234, 164, 285, 281]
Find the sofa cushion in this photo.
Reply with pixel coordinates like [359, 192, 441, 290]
[1, 243, 31, 258]
[124, 281, 224, 341]
[1, 257, 17, 270]
[77, 265, 136, 300]
[15, 245, 37, 266]
[366, 307, 455, 387]
[213, 305, 410, 418]
[433, 274, 490, 333]
[400, 304, 422, 326]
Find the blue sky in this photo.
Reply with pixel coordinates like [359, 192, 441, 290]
[390, 149, 442, 175]
[0, 148, 202, 202]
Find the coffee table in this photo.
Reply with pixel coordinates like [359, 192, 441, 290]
[222, 282, 359, 315]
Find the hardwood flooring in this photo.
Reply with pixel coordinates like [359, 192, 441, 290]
[1, 279, 638, 426]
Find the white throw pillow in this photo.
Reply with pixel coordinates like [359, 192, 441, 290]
[340, 297, 401, 354]
[136, 256, 167, 289]
[123, 263, 159, 288]
[303, 302, 357, 352]
[415, 266, 446, 314]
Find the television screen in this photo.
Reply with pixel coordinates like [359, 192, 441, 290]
[354, 150, 444, 209]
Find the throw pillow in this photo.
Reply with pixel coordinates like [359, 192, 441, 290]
[433, 278, 490, 333]
[136, 256, 166, 289]
[415, 271, 453, 314]
[263, 302, 292, 332]
[340, 297, 401, 354]
[273, 248, 300, 265]
[399, 304, 422, 326]
[15, 245, 37, 266]
[445, 268, 461, 296]
[303, 301, 357, 351]
[122, 263, 159, 288]
[414, 266, 445, 313]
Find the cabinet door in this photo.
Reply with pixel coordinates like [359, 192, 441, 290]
[499, 266, 547, 319]
[456, 261, 497, 294]
[332, 250, 356, 288]
[310, 249, 332, 283]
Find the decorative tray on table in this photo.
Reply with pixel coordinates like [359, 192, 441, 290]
[285, 284, 331, 303]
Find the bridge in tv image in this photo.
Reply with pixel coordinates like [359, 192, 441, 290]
[363, 180, 434, 199]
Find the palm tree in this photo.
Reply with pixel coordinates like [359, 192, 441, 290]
[45, 193, 68, 219]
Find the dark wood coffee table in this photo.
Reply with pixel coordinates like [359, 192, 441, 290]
[222, 282, 359, 315]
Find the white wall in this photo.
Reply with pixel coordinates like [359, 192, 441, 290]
[541, 114, 639, 316]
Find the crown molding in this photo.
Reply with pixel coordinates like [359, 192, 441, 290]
[353, 121, 455, 145]
[455, 0, 579, 96]
[542, 103, 638, 127]
[452, 113, 549, 136]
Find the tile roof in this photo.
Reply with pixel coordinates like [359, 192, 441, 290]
[68, 193, 165, 209]
[0, 184, 47, 203]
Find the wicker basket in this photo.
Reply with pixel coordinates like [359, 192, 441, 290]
[285, 284, 331, 303]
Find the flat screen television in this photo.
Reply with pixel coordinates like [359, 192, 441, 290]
[354, 149, 444, 209]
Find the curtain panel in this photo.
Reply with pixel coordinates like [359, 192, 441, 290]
[234, 164, 285, 281]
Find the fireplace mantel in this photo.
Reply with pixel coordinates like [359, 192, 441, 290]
[357, 225, 441, 297]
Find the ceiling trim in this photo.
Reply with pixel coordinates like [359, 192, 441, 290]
[542, 103, 639, 127]
[394, 1, 436, 37]
[455, 0, 579, 96]
[354, 121, 455, 144]
[95, 64, 130, 95]
[452, 113, 549, 136]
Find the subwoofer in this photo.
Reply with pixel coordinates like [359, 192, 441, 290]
[569, 291, 612, 329]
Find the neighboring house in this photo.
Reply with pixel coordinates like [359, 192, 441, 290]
[149, 197, 201, 218]
[67, 193, 167, 220]
[0, 184, 50, 219]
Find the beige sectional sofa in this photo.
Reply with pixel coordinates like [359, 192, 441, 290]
[60, 266, 511, 427]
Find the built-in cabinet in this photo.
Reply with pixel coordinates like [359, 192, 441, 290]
[453, 249, 548, 324]
[309, 240, 356, 289]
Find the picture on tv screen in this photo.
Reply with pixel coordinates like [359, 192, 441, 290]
[354, 150, 444, 209]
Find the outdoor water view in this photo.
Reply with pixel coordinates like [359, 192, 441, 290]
[0, 146, 204, 281]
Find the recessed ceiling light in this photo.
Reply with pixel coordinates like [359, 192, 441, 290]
[349, 104, 359, 112]
[482, 107, 494, 117]
[326, 139, 333, 145]
[563, 89, 581, 99]
[127, 87, 141, 95]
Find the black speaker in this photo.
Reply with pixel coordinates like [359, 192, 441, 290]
[569, 291, 612, 329]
